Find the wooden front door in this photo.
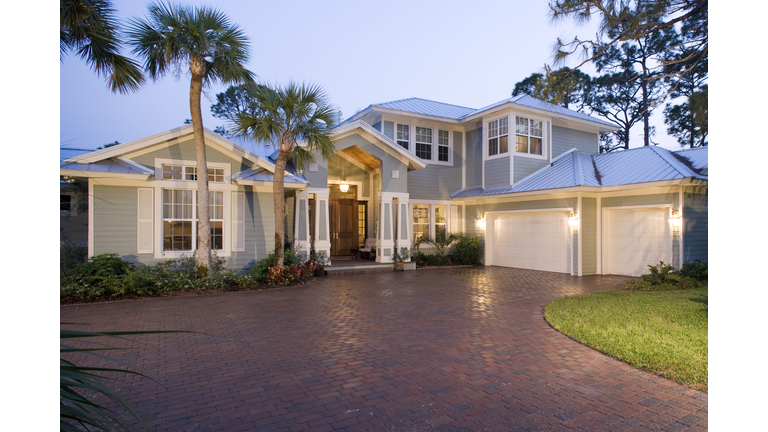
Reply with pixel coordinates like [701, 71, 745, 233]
[330, 198, 358, 256]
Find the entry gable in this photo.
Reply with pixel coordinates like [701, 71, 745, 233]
[332, 121, 427, 171]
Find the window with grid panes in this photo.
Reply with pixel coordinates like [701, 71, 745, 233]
[515, 117, 543, 155]
[162, 189, 224, 251]
[162, 165, 224, 182]
[488, 117, 509, 156]
[437, 130, 450, 162]
[412, 204, 429, 242]
[415, 127, 432, 160]
[358, 203, 367, 247]
[396, 124, 410, 150]
[434, 205, 446, 236]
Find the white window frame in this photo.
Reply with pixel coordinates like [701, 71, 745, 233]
[436, 129, 451, 164]
[162, 189, 225, 253]
[161, 164, 226, 183]
[396, 123, 410, 150]
[514, 115, 546, 159]
[486, 115, 510, 159]
[415, 126, 433, 160]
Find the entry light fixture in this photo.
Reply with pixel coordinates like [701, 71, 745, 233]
[568, 212, 580, 229]
[339, 181, 349, 193]
[669, 210, 682, 228]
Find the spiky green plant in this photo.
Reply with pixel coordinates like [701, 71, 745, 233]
[60, 324, 186, 431]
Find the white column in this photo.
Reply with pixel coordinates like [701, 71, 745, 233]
[312, 188, 331, 265]
[294, 190, 310, 261]
[396, 196, 411, 261]
[376, 192, 410, 263]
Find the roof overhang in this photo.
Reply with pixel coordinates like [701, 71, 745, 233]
[459, 101, 619, 133]
[332, 120, 428, 170]
[60, 169, 151, 181]
[455, 177, 707, 203]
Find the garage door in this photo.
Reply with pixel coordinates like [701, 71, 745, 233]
[606, 208, 671, 276]
[490, 211, 570, 273]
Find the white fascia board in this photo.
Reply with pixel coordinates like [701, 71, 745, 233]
[60, 168, 151, 180]
[460, 102, 619, 133]
[370, 106, 461, 124]
[116, 157, 153, 174]
[455, 178, 707, 203]
[332, 120, 428, 170]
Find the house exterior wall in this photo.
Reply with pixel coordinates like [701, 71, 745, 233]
[581, 197, 597, 275]
[233, 188, 275, 270]
[465, 125, 483, 188]
[408, 131, 463, 200]
[484, 157, 510, 188]
[552, 125, 599, 157]
[683, 189, 708, 263]
[514, 157, 548, 183]
[130, 138, 251, 173]
[285, 193, 295, 243]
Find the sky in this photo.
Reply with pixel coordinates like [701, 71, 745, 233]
[60, 0, 684, 152]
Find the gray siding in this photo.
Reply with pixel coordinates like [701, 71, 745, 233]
[581, 197, 597, 275]
[466, 198, 577, 264]
[484, 157, 510, 188]
[284, 193, 295, 243]
[371, 121, 381, 132]
[407, 131, 463, 200]
[130, 138, 251, 173]
[465, 126, 483, 188]
[552, 125, 599, 157]
[233, 189, 274, 270]
[383, 121, 394, 140]
[335, 134, 408, 193]
[683, 191, 708, 263]
[514, 157, 548, 183]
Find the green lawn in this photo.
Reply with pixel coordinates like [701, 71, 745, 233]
[544, 286, 708, 392]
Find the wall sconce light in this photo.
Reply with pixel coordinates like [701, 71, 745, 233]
[339, 181, 349, 193]
[568, 212, 580, 229]
[476, 217, 486, 230]
[669, 210, 682, 228]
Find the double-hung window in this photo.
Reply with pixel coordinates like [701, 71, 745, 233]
[415, 127, 432, 160]
[162, 190, 224, 251]
[515, 117, 543, 155]
[396, 124, 410, 150]
[437, 130, 450, 162]
[434, 205, 446, 236]
[412, 204, 429, 241]
[488, 117, 509, 156]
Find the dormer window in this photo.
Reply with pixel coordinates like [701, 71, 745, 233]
[515, 116, 543, 155]
[488, 117, 509, 156]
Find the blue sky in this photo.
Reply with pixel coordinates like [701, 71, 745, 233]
[60, 0, 683, 151]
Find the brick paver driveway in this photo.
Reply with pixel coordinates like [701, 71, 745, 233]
[61, 267, 707, 432]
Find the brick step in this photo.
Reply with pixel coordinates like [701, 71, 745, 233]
[323, 263, 393, 276]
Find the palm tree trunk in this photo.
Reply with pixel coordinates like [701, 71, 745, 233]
[190, 71, 212, 276]
[272, 150, 290, 268]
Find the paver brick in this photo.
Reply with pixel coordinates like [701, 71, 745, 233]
[61, 267, 706, 431]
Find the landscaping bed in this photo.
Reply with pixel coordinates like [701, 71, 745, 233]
[544, 261, 708, 392]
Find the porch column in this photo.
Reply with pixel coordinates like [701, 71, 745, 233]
[312, 188, 332, 265]
[395, 195, 411, 261]
[376, 192, 395, 263]
[294, 190, 311, 261]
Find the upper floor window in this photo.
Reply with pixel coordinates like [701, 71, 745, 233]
[396, 124, 410, 150]
[438, 130, 450, 162]
[415, 127, 432, 160]
[162, 164, 224, 182]
[488, 117, 509, 156]
[515, 116, 543, 155]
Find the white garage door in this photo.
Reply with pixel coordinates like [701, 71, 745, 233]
[607, 208, 671, 276]
[490, 211, 570, 273]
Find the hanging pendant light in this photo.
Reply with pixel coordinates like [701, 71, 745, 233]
[339, 151, 350, 193]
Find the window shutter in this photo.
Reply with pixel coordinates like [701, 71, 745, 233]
[232, 192, 245, 252]
[137, 188, 154, 254]
[450, 205, 458, 233]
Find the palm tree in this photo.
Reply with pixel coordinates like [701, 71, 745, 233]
[127, 2, 253, 275]
[232, 82, 338, 267]
[60, 0, 145, 94]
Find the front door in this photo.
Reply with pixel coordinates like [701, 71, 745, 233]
[329, 184, 359, 257]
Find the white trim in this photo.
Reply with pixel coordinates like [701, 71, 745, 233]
[59, 169, 151, 180]
[577, 194, 583, 277]
[512, 115, 547, 160]
[154, 158, 232, 184]
[484, 113, 511, 161]
[678, 185, 684, 267]
[88, 179, 94, 258]
[596, 195, 602, 274]
[331, 120, 427, 170]
[117, 157, 153, 174]
[327, 180, 366, 201]
[137, 188, 154, 254]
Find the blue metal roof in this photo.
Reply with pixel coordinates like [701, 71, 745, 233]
[366, 94, 616, 128]
[60, 148, 95, 162]
[60, 159, 152, 176]
[451, 146, 708, 198]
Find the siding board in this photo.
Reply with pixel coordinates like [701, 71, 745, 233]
[552, 125, 598, 157]
[582, 197, 597, 275]
[465, 126, 483, 187]
[683, 191, 708, 263]
[514, 157, 548, 183]
[484, 157, 510, 188]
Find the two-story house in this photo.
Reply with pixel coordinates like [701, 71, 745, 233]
[60, 94, 708, 277]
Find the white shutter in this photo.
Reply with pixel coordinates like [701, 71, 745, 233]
[232, 192, 245, 252]
[449, 205, 458, 233]
[137, 188, 154, 254]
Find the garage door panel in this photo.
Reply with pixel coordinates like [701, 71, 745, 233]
[491, 211, 570, 274]
[608, 208, 671, 277]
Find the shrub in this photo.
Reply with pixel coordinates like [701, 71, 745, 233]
[680, 260, 708, 282]
[60, 241, 87, 278]
[641, 261, 681, 286]
[678, 277, 700, 290]
[451, 235, 481, 265]
[623, 279, 653, 291]
[71, 254, 133, 278]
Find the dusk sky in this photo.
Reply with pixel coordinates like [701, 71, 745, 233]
[60, 0, 685, 153]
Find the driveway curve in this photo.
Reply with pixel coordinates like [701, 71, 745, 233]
[61, 267, 707, 432]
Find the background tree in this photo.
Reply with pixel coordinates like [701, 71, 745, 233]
[586, 71, 644, 151]
[128, 2, 253, 275]
[225, 82, 338, 267]
[210, 84, 268, 137]
[512, 66, 592, 110]
[60, 0, 145, 93]
[549, 0, 707, 89]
